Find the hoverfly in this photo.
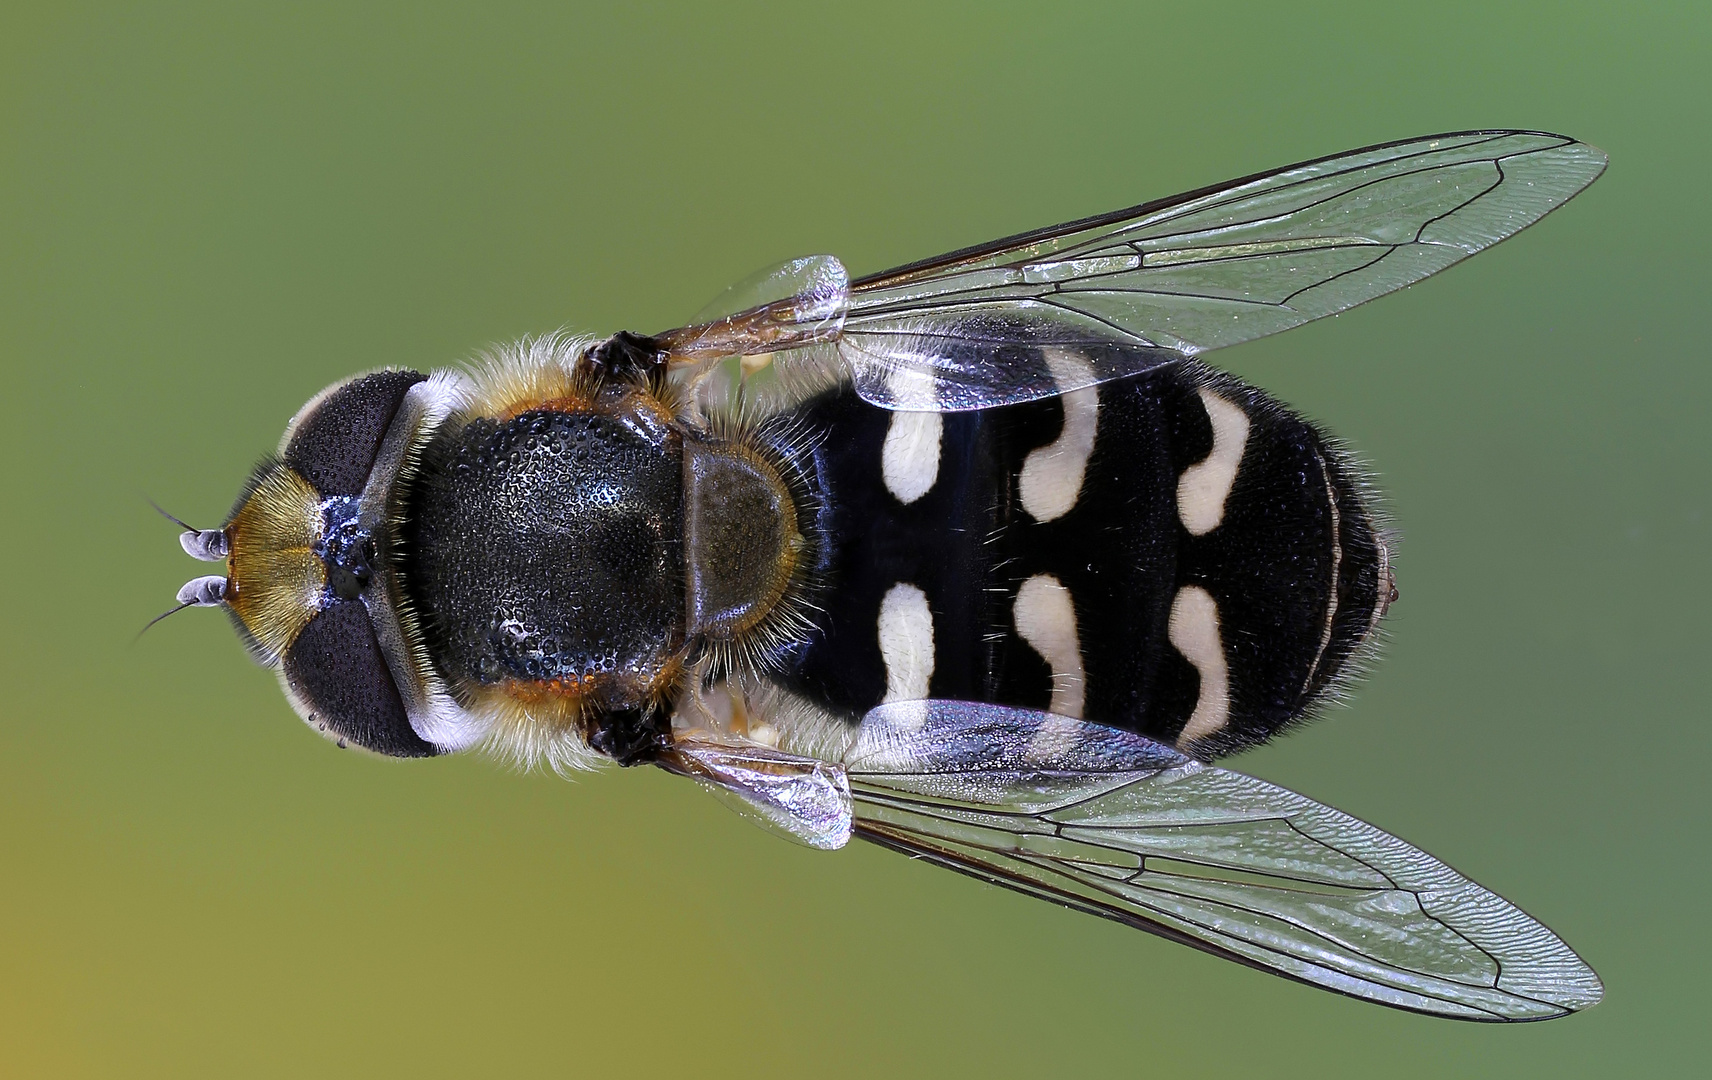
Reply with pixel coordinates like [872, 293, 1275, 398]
[165, 131, 1604, 1020]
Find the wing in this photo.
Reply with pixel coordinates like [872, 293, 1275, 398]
[656, 131, 1605, 411]
[847, 700, 1603, 1021]
[659, 736, 852, 850]
[655, 255, 850, 362]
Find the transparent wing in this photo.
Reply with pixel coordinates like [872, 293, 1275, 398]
[660, 736, 853, 850]
[656, 255, 849, 361]
[654, 132, 1605, 411]
[847, 700, 1602, 1021]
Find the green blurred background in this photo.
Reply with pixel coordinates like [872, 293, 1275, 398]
[1, 1, 1705, 1076]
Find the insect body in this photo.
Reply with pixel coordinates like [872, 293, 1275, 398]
[769, 359, 1390, 760]
[170, 132, 1604, 1019]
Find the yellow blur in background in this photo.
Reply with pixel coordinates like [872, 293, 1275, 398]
[1, 2, 1706, 1076]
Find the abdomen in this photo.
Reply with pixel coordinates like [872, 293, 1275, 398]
[767, 360, 1390, 759]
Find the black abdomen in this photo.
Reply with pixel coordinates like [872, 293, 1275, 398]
[769, 360, 1387, 759]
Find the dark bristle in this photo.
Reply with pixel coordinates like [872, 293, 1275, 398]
[135, 601, 194, 642]
[147, 498, 200, 533]
[229, 455, 285, 522]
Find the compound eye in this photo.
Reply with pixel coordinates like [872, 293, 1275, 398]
[284, 370, 426, 496]
[282, 600, 437, 758]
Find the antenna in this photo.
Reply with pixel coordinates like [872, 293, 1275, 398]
[135, 576, 229, 642]
[148, 498, 229, 561]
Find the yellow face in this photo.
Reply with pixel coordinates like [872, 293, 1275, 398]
[223, 461, 324, 664]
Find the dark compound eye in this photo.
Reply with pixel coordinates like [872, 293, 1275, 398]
[285, 370, 426, 496]
[282, 600, 437, 758]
